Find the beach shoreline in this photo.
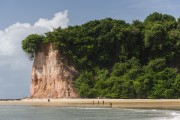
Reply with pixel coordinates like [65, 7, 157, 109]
[0, 99, 179, 110]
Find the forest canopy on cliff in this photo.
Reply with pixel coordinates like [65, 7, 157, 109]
[22, 12, 180, 98]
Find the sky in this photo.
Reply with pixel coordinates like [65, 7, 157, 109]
[0, 0, 180, 98]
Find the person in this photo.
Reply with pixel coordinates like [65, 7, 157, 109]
[102, 100, 104, 105]
[110, 102, 112, 108]
[48, 98, 50, 103]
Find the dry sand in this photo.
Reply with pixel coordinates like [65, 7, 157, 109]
[0, 99, 180, 110]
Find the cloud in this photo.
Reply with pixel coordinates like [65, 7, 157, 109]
[0, 10, 69, 56]
[35, 10, 69, 30]
[0, 11, 69, 98]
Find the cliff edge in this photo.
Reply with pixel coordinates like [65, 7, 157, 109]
[30, 44, 79, 98]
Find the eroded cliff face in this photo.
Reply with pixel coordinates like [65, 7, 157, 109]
[30, 44, 79, 98]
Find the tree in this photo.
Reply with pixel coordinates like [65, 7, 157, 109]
[22, 34, 44, 59]
[144, 24, 166, 51]
[144, 12, 175, 24]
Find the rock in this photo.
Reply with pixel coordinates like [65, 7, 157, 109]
[30, 44, 79, 98]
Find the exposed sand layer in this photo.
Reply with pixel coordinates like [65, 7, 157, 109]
[0, 99, 180, 110]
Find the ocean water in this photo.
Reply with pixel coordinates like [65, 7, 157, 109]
[0, 106, 179, 120]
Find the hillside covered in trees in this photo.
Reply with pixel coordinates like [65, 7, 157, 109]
[22, 12, 180, 99]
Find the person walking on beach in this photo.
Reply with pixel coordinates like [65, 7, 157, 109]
[47, 95, 50, 103]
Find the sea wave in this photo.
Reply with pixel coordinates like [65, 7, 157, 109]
[75, 107, 112, 110]
[61, 106, 112, 110]
[153, 111, 180, 120]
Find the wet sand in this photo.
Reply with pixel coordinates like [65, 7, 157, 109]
[0, 99, 179, 110]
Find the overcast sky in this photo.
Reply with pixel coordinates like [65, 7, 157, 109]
[0, 0, 180, 99]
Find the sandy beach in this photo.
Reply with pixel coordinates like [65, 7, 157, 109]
[0, 99, 179, 110]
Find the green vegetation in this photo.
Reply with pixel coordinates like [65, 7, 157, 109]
[22, 12, 180, 98]
[22, 34, 44, 59]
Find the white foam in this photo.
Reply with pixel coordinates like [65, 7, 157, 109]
[170, 112, 179, 116]
[75, 107, 112, 110]
[63, 107, 112, 110]
[153, 111, 180, 120]
[169, 112, 180, 120]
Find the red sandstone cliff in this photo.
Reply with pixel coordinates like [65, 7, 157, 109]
[30, 44, 79, 98]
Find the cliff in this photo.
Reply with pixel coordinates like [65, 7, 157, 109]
[30, 44, 79, 98]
